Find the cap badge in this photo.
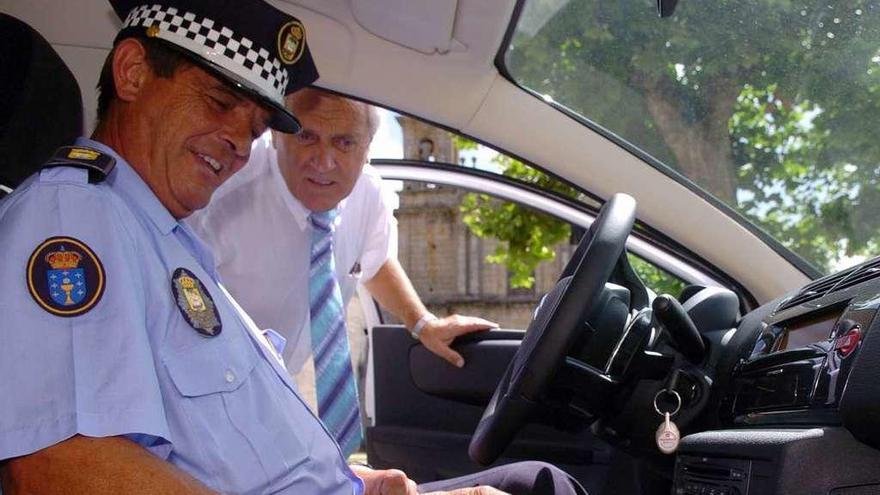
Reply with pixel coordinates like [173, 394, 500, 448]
[146, 23, 160, 38]
[277, 20, 306, 65]
[171, 267, 222, 337]
[27, 237, 105, 317]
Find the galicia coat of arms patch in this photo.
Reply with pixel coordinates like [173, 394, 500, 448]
[171, 267, 222, 337]
[27, 237, 105, 317]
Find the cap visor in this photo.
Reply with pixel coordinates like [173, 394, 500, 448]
[198, 60, 302, 134]
[151, 39, 302, 133]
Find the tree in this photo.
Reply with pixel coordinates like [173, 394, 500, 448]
[459, 151, 578, 288]
[457, 137, 687, 294]
[503, 0, 880, 272]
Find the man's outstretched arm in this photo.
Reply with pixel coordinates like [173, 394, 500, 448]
[1, 435, 215, 495]
[363, 258, 498, 368]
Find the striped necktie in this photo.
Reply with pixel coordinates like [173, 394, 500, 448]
[308, 209, 363, 457]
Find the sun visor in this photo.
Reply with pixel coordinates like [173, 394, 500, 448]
[351, 0, 465, 54]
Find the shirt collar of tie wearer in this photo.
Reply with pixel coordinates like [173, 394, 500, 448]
[309, 208, 339, 233]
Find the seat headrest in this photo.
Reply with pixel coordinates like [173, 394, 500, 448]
[0, 14, 84, 189]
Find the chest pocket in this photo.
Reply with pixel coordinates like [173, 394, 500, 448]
[163, 340, 255, 397]
[161, 328, 313, 493]
[160, 334, 262, 490]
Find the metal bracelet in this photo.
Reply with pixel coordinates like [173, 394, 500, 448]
[410, 312, 438, 340]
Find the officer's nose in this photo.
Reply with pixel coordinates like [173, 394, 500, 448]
[222, 103, 265, 169]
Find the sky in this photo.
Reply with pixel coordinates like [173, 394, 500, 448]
[367, 110, 404, 160]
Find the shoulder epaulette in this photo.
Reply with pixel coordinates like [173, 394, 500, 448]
[41, 146, 116, 183]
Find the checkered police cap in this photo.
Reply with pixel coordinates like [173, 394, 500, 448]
[110, 0, 319, 133]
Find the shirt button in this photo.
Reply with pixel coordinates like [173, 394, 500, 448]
[225, 370, 236, 383]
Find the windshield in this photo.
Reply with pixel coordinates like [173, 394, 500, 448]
[504, 0, 880, 275]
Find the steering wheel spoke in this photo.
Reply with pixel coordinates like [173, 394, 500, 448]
[469, 193, 638, 466]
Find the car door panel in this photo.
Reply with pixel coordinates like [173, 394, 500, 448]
[367, 325, 611, 490]
[410, 332, 523, 405]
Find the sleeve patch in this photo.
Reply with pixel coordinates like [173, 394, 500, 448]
[27, 236, 106, 317]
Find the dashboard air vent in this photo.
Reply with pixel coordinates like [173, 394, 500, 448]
[831, 257, 880, 292]
[775, 257, 880, 313]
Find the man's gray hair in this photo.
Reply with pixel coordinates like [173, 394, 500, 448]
[287, 88, 381, 142]
[365, 104, 380, 141]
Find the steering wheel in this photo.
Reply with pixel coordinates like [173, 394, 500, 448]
[468, 193, 636, 465]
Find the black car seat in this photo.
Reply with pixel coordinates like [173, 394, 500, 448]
[0, 13, 84, 199]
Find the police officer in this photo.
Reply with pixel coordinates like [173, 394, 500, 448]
[0, 1, 584, 494]
[0, 0, 359, 492]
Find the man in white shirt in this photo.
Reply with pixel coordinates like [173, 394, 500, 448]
[189, 88, 497, 381]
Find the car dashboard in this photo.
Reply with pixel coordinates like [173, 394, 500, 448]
[672, 257, 880, 494]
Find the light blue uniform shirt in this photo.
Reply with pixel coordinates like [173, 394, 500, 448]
[0, 138, 364, 495]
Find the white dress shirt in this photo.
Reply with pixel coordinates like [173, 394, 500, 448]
[188, 134, 397, 372]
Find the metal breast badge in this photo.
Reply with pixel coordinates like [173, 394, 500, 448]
[654, 389, 681, 454]
[171, 267, 222, 337]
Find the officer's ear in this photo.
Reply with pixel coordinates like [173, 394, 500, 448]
[111, 38, 151, 103]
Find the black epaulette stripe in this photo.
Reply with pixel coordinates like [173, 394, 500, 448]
[41, 146, 117, 184]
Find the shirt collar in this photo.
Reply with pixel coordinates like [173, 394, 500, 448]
[77, 137, 179, 236]
[175, 220, 219, 280]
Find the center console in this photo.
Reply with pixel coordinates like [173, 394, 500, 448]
[720, 304, 862, 427]
[672, 259, 880, 494]
[673, 428, 880, 495]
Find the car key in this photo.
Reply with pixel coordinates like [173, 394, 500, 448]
[656, 411, 680, 454]
[654, 389, 681, 454]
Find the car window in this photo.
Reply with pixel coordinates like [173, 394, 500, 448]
[382, 182, 686, 329]
[369, 114, 689, 327]
[504, 0, 880, 275]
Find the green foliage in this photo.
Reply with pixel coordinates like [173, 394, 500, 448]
[457, 140, 689, 291]
[628, 254, 687, 298]
[452, 135, 479, 151]
[728, 84, 867, 269]
[505, 0, 880, 274]
[459, 0, 880, 283]
[461, 193, 569, 288]
[458, 152, 689, 292]
[460, 154, 579, 288]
